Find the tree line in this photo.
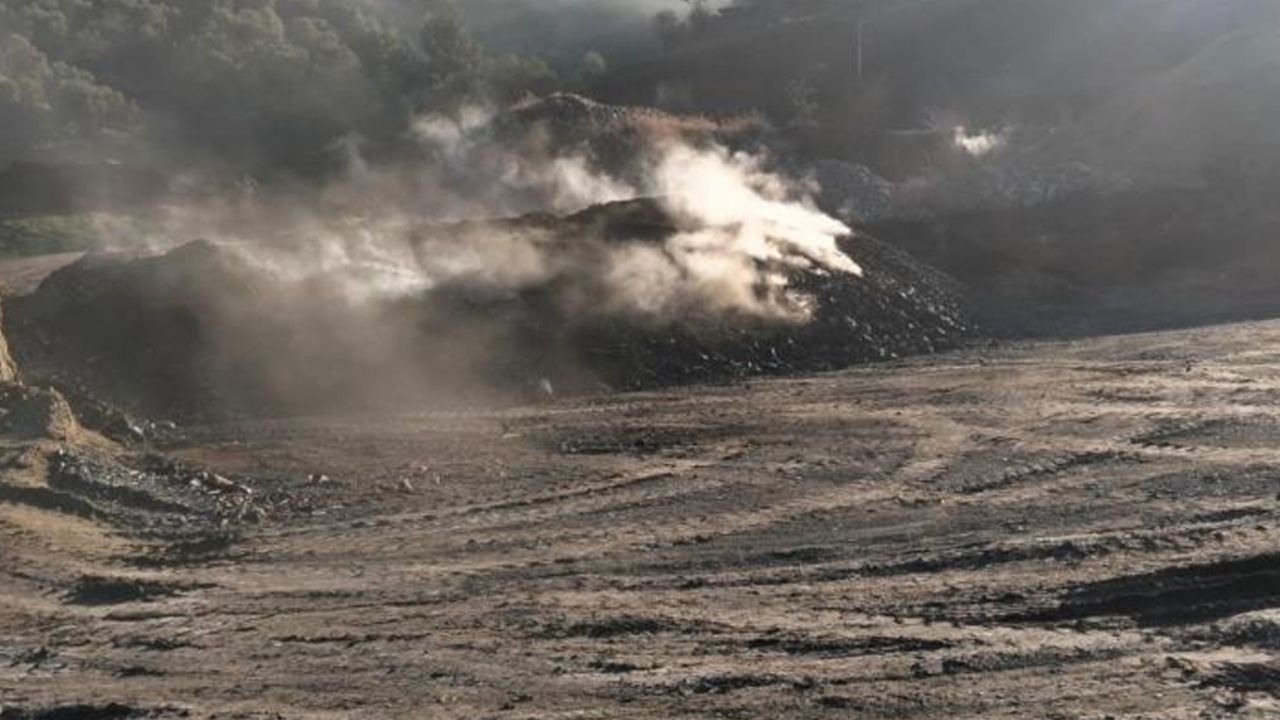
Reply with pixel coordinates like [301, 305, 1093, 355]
[0, 0, 559, 176]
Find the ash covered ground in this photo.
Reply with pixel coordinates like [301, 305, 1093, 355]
[3, 180, 1280, 718]
[5, 290, 1280, 717]
[2, 9, 1280, 713]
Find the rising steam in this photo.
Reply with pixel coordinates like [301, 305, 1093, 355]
[610, 141, 859, 320]
[412, 109, 861, 322]
[55, 101, 863, 408]
[109, 105, 860, 325]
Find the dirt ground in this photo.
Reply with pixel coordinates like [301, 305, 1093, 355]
[0, 253, 83, 296]
[3, 315, 1280, 719]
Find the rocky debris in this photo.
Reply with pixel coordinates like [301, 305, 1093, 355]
[571, 236, 971, 389]
[43, 380, 177, 445]
[0, 382, 78, 441]
[183, 469, 251, 496]
[42, 448, 261, 531]
[0, 284, 262, 543]
[139, 454, 254, 498]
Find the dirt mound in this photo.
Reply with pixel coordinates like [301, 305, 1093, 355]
[5, 240, 280, 417]
[0, 383, 77, 441]
[4, 200, 972, 417]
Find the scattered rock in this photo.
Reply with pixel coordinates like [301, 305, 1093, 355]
[0, 382, 78, 441]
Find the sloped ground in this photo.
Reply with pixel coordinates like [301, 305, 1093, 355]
[3, 319, 1280, 718]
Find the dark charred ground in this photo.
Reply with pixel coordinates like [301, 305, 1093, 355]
[5, 318, 1280, 718]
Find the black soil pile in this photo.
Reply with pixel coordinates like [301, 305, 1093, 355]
[460, 199, 973, 389]
[4, 199, 972, 418]
[871, 185, 1280, 337]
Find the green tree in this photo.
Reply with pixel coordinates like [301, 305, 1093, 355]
[419, 0, 483, 104]
[0, 32, 135, 159]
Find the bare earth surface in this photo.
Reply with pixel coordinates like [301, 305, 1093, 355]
[0, 253, 83, 296]
[4, 320, 1280, 718]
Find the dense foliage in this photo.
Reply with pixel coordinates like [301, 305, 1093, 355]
[3, 0, 1277, 188]
[626, 0, 1279, 126]
[593, 0, 1280, 184]
[0, 0, 557, 175]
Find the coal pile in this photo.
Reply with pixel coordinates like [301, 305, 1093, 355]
[418, 199, 974, 390]
[490, 94, 760, 179]
[3, 199, 972, 418]
[809, 160, 896, 223]
[5, 241, 283, 417]
[575, 233, 972, 388]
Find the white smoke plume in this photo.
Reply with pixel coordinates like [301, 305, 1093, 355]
[95, 105, 861, 326]
[40, 99, 865, 409]
[613, 142, 859, 320]
[74, 104, 865, 391]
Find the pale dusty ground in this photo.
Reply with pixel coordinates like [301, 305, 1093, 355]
[0, 253, 83, 296]
[3, 320, 1280, 718]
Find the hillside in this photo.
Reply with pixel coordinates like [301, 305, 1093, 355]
[596, 0, 1280, 187]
